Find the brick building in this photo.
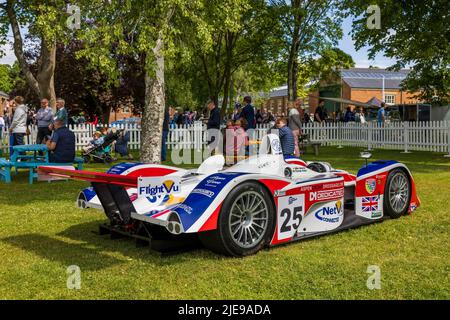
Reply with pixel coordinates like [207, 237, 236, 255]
[265, 68, 429, 121]
[308, 68, 423, 115]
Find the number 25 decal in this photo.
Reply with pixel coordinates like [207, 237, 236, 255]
[280, 206, 303, 233]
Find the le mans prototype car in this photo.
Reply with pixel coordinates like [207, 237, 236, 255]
[39, 134, 420, 256]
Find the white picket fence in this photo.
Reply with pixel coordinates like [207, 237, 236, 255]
[1, 120, 450, 155]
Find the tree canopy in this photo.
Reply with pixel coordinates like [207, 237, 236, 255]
[342, 0, 450, 104]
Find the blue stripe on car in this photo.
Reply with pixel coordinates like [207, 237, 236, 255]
[106, 162, 142, 175]
[357, 160, 398, 177]
[82, 187, 97, 201]
[172, 172, 248, 231]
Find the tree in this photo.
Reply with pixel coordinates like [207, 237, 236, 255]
[183, 0, 280, 113]
[271, 0, 344, 103]
[75, 0, 202, 163]
[297, 47, 354, 98]
[0, 1, 69, 108]
[342, 0, 450, 104]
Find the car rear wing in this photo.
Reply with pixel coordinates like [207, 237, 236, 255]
[38, 166, 138, 188]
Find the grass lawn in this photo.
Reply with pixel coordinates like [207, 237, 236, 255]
[0, 147, 449, 299]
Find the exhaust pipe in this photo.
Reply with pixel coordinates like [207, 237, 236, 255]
[166, 212, 184, 235]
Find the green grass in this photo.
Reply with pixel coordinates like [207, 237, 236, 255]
[0, 147, 449, 299]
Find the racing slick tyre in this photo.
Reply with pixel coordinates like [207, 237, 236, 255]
[383, 168, 411, 219]
[199, 181, 275, 256]
[83, 155, 91, 164]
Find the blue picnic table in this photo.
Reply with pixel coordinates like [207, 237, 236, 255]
[0, 144, 84, 184]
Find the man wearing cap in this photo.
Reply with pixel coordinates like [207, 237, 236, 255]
[46, 119, 75, 163]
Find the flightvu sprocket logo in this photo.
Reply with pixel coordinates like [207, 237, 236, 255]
[365, 178, 376, 194]
[138, 177, 181, 197]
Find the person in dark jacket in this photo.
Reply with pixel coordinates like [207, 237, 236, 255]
[206, 99, 221, 154]
[240, 96, 255, 130]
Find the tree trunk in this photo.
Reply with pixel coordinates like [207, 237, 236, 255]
[287, 53, 298, 102]
[6, 0, 56, 109]
[140, 36, 165, 163]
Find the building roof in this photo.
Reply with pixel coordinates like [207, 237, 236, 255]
[269, 85, 287, 98]
[341, 68, 409, 80]
[343, 78, 404, 89]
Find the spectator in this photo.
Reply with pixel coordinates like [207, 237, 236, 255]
[9, 96, 28, 147]
[314, 99, 327, 123]
[275, 118, 295, 156]
[288, 106, 302, 157]
[114, 129, 133, 160]
[377, 102, 386, 126]
[344, 106, 355, 122]
[241, 96, 255, 130]
[46, 119, 75, 163]
[54, 98, 68, 126]
[161, 106, 170, 161]
[35, 98, 53, 145]
[206, 99, 221, 153]
[0, 114, 4, 140]
[256, 109, 263, 125]
[83, 131, 104, 153]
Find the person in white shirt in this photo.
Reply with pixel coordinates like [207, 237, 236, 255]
[9, 96, 28, 146]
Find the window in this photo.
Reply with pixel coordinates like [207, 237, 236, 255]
[384, 94, 396, 105]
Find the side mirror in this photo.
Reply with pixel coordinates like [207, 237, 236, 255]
[360, 152, 372, 167]
[360, 152, 372, 159]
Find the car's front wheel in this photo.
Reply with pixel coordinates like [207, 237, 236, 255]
[199, 182, 275, 256]
[383, 168, 411, 219]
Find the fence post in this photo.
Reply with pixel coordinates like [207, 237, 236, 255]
[445, 120, 450, 157]
[367, 122, 372, 151]
[401, 121, 410, 153]
[337, 122, 343, 149]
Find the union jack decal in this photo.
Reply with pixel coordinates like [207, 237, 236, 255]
[362, 196, 379, 212]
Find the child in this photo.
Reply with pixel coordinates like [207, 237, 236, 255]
[83, 131, 104, 153]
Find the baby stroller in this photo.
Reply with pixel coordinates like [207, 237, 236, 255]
[82, 129, 122, 164]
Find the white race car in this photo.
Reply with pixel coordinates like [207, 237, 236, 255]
[39, 135, 420, 256]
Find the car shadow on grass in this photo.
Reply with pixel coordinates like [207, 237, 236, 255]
[56, 220, 218, 264]
[1, 233, 126, 271]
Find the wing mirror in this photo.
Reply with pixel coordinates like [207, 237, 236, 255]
[360, 152, 372, 167]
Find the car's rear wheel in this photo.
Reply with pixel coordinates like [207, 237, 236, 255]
[383, 168, 411, 219]
[199, 182, 275, 256]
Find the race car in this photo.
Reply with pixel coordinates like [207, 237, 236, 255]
[38, 134, 420, 256]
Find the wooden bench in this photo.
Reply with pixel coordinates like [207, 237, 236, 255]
[27, 157, 84, 184]
[0, 157, 84, 184]
[0, 158, 13, 183]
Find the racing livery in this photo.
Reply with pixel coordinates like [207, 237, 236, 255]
[39, 134, 420, 256]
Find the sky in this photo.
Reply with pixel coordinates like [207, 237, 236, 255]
[0, 17, 397, 69]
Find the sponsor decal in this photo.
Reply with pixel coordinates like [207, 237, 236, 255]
[204, 175, 227, 188]
[138, 177, 181, 197]
[309, 189, 344, 201]
[175, 204, 193, 215]
[362, 196, 379, 213]
[288, 196, 297, 205]
[322, 182, 344, 189]
[409, 203, 417, 212]
[191, 189, 215, 198]
[371, 211, 382, 218]
[314, 200, 343, 223]
[365, 179, 376, 194]
[271, 139, 282, 153]
[292, 167, 308, 173]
